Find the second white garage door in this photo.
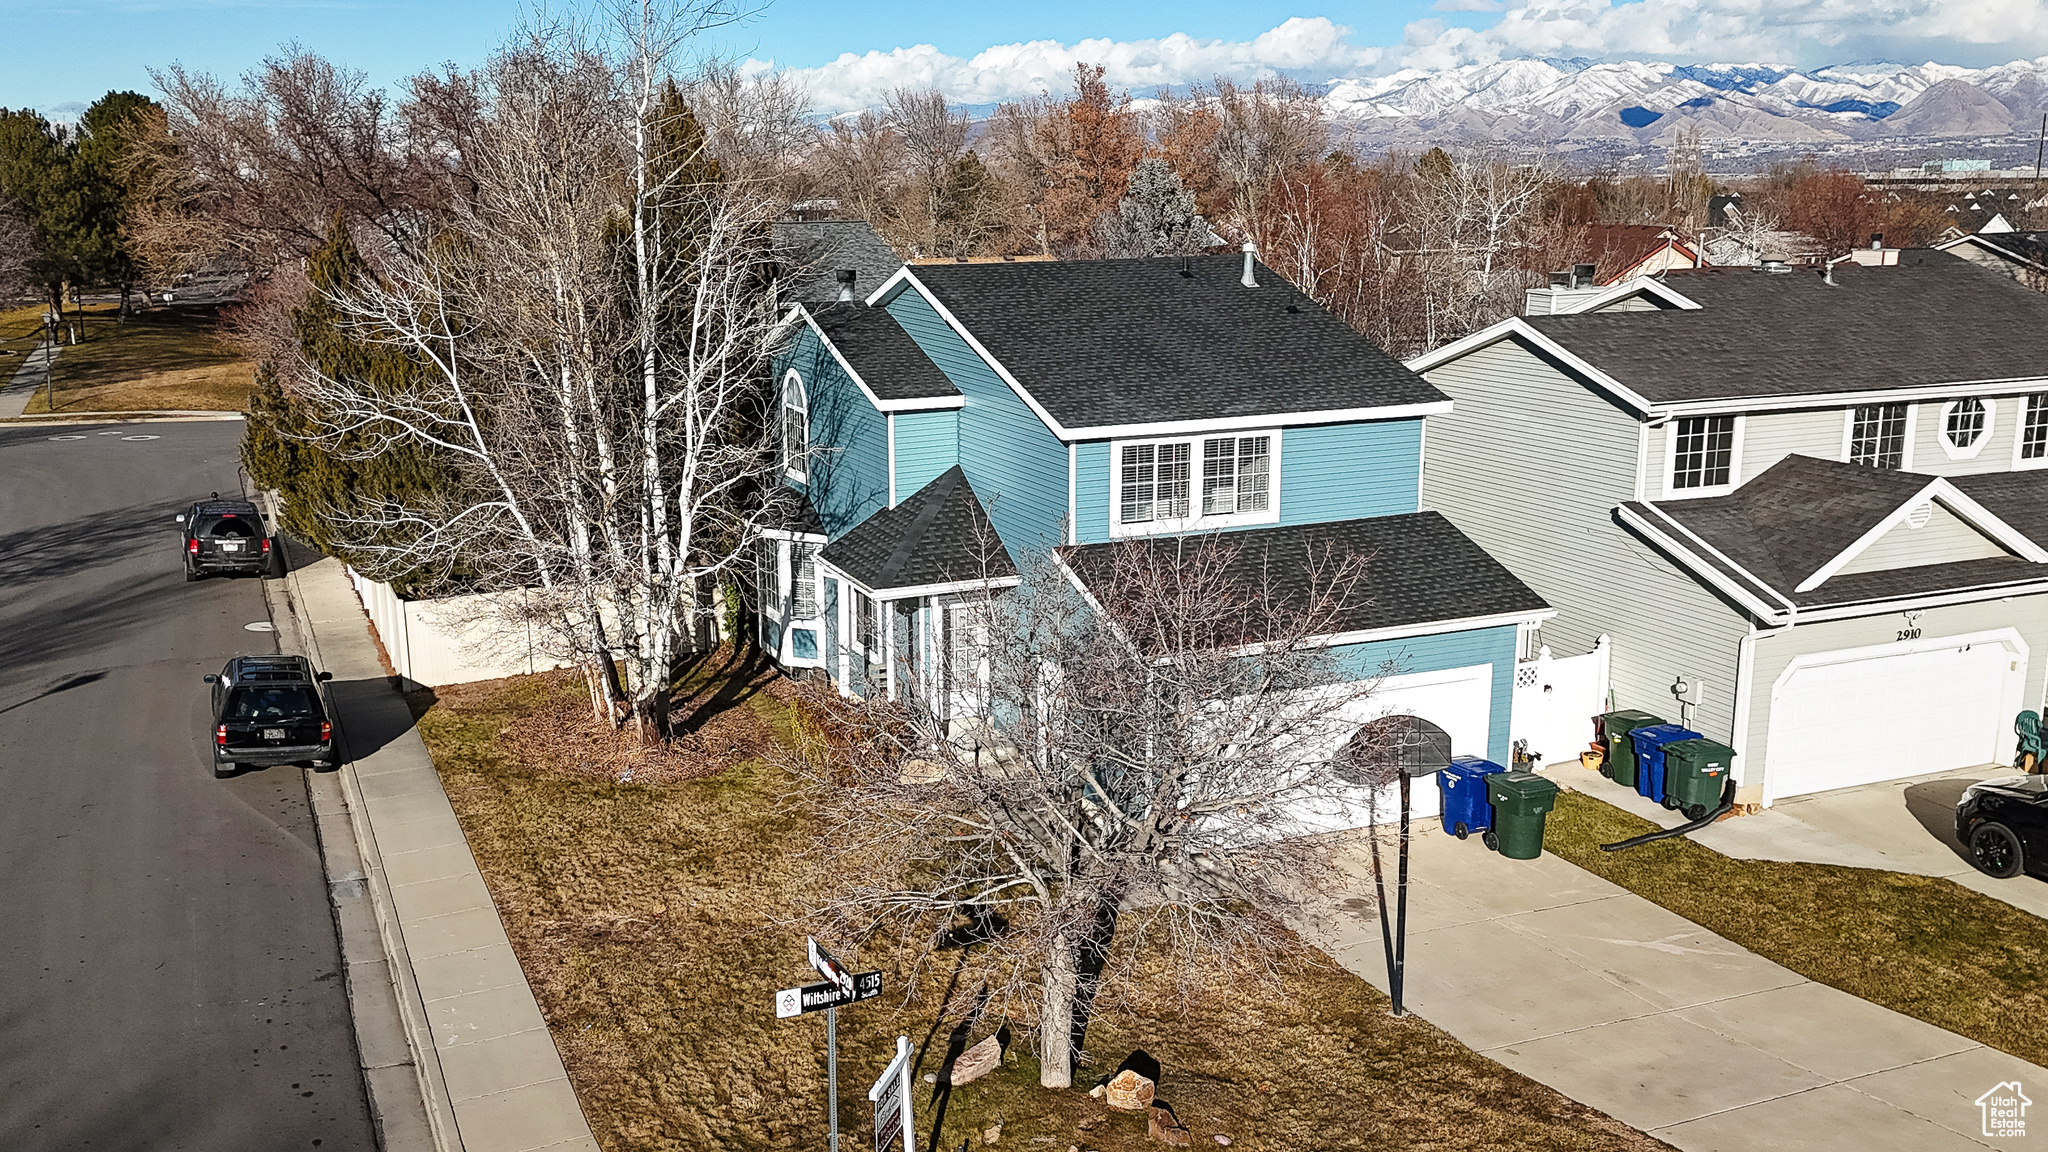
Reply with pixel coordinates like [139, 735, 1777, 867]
[1765, 630, 2026, 803]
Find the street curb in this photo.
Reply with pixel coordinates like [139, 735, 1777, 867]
[0, 410, 245, 425]
[264, 564, 450, 1151]
[259, 512, 599, 1152]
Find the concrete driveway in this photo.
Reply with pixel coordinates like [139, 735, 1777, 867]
[1302, 829, 2046, 1150]
[1564, 763, 2048, 920]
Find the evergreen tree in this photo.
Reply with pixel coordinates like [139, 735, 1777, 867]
[1097, 156, 1210, 257]
[242, 221, 456, 588]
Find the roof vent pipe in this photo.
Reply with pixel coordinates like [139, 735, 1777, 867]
[1823, 252, 1855, 286]
[1241, 241, 1258, 288]
[835, 268, 856, 302]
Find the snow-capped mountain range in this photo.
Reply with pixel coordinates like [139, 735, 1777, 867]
[1325, 58, 2048, 150]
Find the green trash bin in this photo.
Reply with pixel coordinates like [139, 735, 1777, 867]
[1663, 738, 1735, 821]
[1599, 710, 1664, 790]
[1485, 770, 1560, 859]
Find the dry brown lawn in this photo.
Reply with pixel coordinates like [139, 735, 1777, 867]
[418, 662, 1671, 1152]
[21, 304, 252, 414]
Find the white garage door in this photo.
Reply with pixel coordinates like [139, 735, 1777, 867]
[1296, 663, 1495, 830]
[1766, 632, 2025, 802]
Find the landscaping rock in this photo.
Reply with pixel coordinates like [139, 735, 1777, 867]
[1087, 1083, 1105, 1099]
[1214, 1138, 1231, 1147]
[1104, 1069, 1155, 1111]
[951, 1031, 1006, 1086]
[983, 1117, 1003, 1145]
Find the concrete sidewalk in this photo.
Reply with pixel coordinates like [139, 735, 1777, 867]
[1560, 762, 2048, 921]
[0, 339, 56, 417]
[1302, 828, 2045, 1150]
[277, 549, 599, 1152]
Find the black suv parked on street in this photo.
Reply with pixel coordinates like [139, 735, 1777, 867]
[205, 655, 335, 778]
[178, 495, 273, 579]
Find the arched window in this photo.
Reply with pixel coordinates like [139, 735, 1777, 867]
[782, 370, 809, 480]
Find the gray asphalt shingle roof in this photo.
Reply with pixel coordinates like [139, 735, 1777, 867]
[773, 219, 903, 305]
[1525, 251, 2048, 406]
[808, 303, 959, 401]
[908, 255, 1445, 429]
[1626, 454, 2048, 609]
[1059, 513, 1548, 635]
[819, 466, 1014, 592]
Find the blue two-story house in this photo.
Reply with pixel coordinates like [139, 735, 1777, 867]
[761, 250, 1550, 820]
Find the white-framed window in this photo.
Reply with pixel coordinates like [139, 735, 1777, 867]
[1665, 415, 1741, 496]
[2015, 394, 2048, 468]
[782, 369, 809, 481]
[1845, 403, 1909, 470]
[1939, 397, 1995, 460]
[1112, 430, 1281, 535]
[1201, 435, 1273, 516]
[791, 542, 819, 618]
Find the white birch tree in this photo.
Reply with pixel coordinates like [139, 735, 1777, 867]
[280, 2, 782, 737]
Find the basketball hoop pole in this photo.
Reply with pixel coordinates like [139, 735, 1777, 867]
[1393, 771, 1411, 1016]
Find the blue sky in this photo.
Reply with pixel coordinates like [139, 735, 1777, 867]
[3, 0, 2044, 117]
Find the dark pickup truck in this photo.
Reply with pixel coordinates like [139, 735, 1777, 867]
[178, 496, 273, 580]
[205, 654, 335, 778]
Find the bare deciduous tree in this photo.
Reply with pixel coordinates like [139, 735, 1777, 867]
[798, 536, 1395, 1087]
[281, 4, 781, 739]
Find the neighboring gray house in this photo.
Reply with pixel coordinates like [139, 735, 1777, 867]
[1412, 252, 2048, 806]
[1937, 223, 2048, 284]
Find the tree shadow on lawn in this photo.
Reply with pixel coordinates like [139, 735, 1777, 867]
[669, 635, 782, 736]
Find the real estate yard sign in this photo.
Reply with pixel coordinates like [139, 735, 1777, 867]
[870, 1035, 915, 1152]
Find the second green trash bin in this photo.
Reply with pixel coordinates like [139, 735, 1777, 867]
[1485, 770, 1560, 859]
[1662, 738, 1735, 820]
[1598, 709, 1664, 790]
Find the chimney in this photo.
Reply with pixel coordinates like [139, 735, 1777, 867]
[1548, 270, 1571, 287]
[1869, 232, 1884, 250]
[1572, 263, 1597, 289]
[835, 269, 856, 302]
[1241, 241, 1258, 288]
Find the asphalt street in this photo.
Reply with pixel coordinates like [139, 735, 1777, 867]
[0, 421, 375, 1151]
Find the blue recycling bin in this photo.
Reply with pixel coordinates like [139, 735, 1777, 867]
[1438, 755, 1508, 838]
[1631, 724, 1702, 804]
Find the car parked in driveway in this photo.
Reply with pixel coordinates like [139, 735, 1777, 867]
[1956, 775, 2048, 880]
[177, 495, 273, 580]
[204, 655, 335, 778]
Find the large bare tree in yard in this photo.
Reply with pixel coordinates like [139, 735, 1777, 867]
[282, 3, 780, 739]
[798, 536, 1395, 1087]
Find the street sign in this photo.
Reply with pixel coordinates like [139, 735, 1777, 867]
[775, 970, 883, 1018]
[810, 936, 853, 989]
[869, 1036, 915, 1152]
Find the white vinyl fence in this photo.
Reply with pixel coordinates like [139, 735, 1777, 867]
[346, 566, 573, 688]
[1511, 635, 1611, 768]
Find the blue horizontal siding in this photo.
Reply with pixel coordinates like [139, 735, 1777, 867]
[1328, 624, 1518, 765]
[892, 409, 958, 503]
[1281, 420, 1423, 525]
[777, 326, 888, 538]
[1071, 420, 1424, 543]
[1073, 440, 1110, 543]
[885, 288, 1069, 553]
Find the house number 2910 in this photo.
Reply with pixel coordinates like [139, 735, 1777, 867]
[1897, 627, 1922, 641]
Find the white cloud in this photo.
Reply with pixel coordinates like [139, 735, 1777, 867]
[760, 0, 2048, 112]
[765, 17, 1385, 112]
